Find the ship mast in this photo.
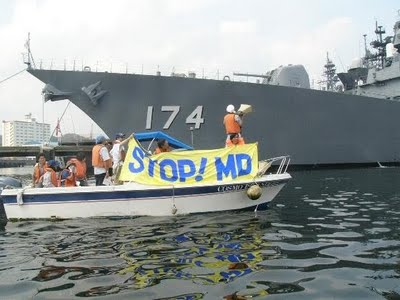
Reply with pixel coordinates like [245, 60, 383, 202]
[368, 21, 392, 69]
[320, 52, 339, 91]
[23, 32, 36, 69]
[363, 34, 372, 68]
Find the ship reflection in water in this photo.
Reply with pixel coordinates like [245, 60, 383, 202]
[0, 167, 400, 299]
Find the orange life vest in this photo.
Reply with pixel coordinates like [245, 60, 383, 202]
[92, 144, 104, 168]
[223, 113, 241, 134]
[69, 158, 86, 179]
[40, 167, 58, 187]
[65, 173, 76, 187]
[33, 163, 47, 184]
[58, 169, 76, 187]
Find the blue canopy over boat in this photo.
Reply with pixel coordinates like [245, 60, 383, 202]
[134, 131, 193, 150]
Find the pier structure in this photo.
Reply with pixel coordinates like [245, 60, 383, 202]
[0, 144, 93, 166]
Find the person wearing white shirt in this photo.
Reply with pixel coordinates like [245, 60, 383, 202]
[110, 133, 126, 167]
[110, 133, 131, 184]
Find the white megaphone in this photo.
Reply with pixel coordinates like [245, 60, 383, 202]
[237, 104, 252, 115]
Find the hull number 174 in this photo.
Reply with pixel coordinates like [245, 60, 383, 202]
[145, 105, 204, 130]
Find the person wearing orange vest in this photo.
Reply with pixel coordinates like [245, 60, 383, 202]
[32, 153, 47, 188]
[92, 135, 112, 186]
[154, 139, 172, 154]
[58, 161, 77, 187]
[223, 104, 245, 147]
[69, 152, 87, 186]
[39, 160, 58, 188]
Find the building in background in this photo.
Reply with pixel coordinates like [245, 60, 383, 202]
[1, 113, 50, 146]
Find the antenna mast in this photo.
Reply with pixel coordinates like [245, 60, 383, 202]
[363, 34, 368, 57]
[369, 21, 389, 69]
[319, 52, 339, 91]
[24, 32, 36, 69]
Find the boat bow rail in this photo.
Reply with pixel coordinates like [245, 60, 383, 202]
[259, 155, 290, 176]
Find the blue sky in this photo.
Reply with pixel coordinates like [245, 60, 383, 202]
[0, 0, 399, 136]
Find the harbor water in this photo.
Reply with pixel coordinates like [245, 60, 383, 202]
[0, 167, 399, 299]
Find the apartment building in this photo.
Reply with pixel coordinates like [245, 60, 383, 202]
[1, 113, 50, 146]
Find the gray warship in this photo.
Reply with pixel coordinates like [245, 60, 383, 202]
[26, 16, 400, 167]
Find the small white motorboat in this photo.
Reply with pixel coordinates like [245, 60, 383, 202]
[1, 133, 291, 220]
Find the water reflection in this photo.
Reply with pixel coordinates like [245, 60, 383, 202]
[118, 216, 267, 290]
[0, 167, 399, 298]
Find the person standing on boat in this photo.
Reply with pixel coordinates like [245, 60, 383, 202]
[68, 152, 87, 186]
[92, 135, 112, 186]
[32, 153, 47, 188]
[105, 141, 114, 179]
[110, 133, 130, 184]
[110, 133, 127, 169]
[154, 139, 171, 154]
[223, 104, 245, 147]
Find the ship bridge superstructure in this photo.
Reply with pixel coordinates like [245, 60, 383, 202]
[337, 14, 400, 100]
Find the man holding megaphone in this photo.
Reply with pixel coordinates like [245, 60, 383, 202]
[223, 104, 252, 147]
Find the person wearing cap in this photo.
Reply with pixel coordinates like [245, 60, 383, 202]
[58, 161, 77, 187]
[223, 104, 245, 147]
[92, 135, 112, 186]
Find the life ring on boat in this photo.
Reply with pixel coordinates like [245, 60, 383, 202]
[223, 75, 230, 81]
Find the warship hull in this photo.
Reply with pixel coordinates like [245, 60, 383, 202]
[28, 69, 400, 166]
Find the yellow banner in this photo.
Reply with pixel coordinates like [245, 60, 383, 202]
[119, 138, 258, 186]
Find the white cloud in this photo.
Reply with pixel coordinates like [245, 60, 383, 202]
[219, 20, 257, 34]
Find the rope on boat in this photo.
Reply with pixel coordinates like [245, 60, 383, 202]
[16, 186, 29, 205]
[254, 204, 259, 217]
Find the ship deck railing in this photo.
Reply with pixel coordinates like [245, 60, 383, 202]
[29, 58, 268, 83]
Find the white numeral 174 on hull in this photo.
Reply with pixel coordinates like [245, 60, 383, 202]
[146, 105, 204, 130]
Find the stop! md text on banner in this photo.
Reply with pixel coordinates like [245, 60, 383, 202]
[119, 138, 258, 186]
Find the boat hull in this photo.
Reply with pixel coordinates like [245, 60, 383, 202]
[27, 69, 400, 166]
[1, 173, 290, 219]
